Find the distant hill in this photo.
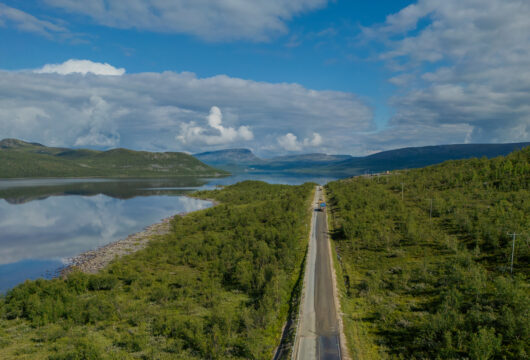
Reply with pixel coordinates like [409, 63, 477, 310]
[269, 153, 352, 163]
[194, 149, 353, 171]
[0, 139, 228, 178]
[321, 142, 530, 175]
[260, 153, 354, 171]
[192, 143, 530, 176]
[194, 149, 264, 167]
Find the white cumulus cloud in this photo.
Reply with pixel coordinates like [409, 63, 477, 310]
[35, 59, 126, 76]
[177, 106, 253, 146]
[277, 132, 322, 152]
[278, 133, 302, 151]
[305, 132, 323, 147]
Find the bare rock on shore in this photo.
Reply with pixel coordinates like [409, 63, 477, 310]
[61, 214, 180, 276]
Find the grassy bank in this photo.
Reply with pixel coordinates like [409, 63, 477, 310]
[326, 148, 529, 359]
[0, 181, 314, 359]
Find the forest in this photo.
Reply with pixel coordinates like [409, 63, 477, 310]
[0, 181, 314, 359]
[326, 147, 529, 359]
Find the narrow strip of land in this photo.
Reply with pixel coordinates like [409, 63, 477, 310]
[293, 186, 341, 360]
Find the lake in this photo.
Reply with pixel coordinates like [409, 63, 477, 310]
[0, 173, 337, 293]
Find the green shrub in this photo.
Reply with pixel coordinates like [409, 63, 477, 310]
[87, 275, 118, 291]
[469, 328, 502, 360]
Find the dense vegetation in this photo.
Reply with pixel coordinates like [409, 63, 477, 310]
[326, 147, 529, 359]
[0, 139, 227, 178]
[0, 181, 314, 359]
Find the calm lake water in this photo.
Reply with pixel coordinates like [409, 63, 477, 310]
[0, 173, 337, 293]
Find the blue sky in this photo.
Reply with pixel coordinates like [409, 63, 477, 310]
[0, 0, 529, 156]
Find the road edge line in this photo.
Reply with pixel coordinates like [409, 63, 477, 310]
[323, 187, 351, 360]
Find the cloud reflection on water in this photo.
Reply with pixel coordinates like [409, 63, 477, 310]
[0, 174, 334, 292]
[0, 194, 211, 292]
[0, 195, 211, 265]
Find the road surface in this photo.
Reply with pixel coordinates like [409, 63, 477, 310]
[293, 187, 341, 360]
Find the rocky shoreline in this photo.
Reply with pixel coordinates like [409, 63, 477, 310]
[60, 214, 181, 276]
[59, 213, 191, 277]
[59, 197, 217, 277]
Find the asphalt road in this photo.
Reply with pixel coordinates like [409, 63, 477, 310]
[294, 187, 341, 360]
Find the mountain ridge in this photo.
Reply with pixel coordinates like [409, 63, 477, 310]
[323, 142, 530, 175]
[194, 148, 264, 166]
[193, 142, 530, 175]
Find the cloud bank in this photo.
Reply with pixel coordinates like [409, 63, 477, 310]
[362, 0, 530, 152]
[42, 0, 330, 41]
[0, 61, 373, 155]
